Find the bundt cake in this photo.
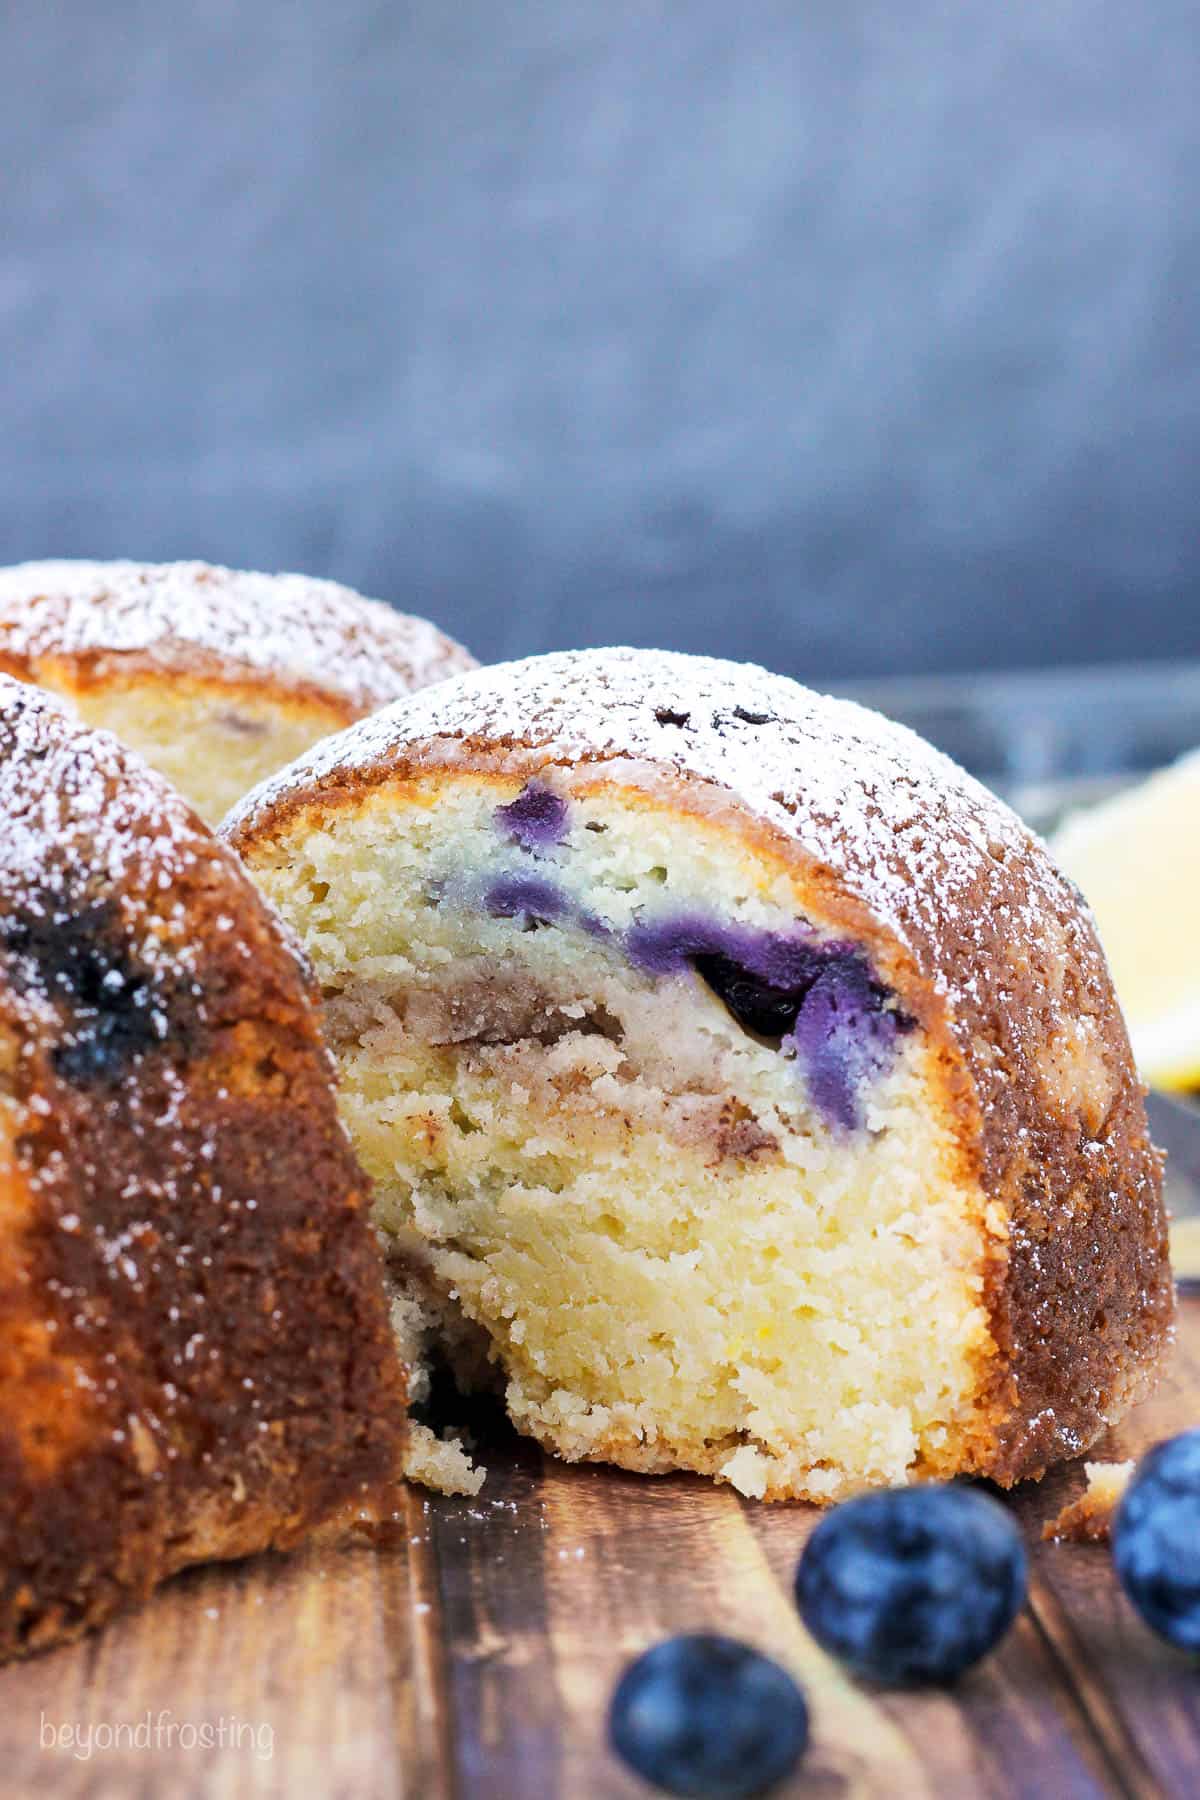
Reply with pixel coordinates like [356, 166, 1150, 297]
[0, 677, 407, 1658]
[0, 559, 476, 824]
[225, 648, 1173, 1505]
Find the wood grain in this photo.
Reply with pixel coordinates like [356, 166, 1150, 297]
[3, 1307, 1200, 1798]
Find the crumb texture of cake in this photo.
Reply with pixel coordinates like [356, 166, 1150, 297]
[226, 647, 1172, 1504]
[0, 678, 407, 1659]
[0, 559, 476, 823]
[1043, 1460, 1135, 1542]
[402, 1424, 485, 1498]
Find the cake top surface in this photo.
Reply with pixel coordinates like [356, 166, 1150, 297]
[0, 673, 213, 931]
[0, 675, 235, 1207]
[0, 559, 476, 712]
[0, 670, 372, 1359]
[227, 645, 1065, 963]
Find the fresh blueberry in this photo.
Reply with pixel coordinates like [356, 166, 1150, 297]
[608, 1633, 809, 1799]
[795, 1485, 1027, 1685]
[1113, 1430, 1200, 1650]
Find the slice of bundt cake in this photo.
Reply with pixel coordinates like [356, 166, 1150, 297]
[0, 559, 476, 824]
[226, 648, 1172, 1505]
[0, 677, 407, 1658]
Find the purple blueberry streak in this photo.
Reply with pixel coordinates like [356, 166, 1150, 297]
[785, 961, 906, 1131]
[626, 911, 909, 1129]
[495, 782, 569, 852]
[484, 873, 568, 923]
[469, 887, 910, 1131]
[626, 914, 829, 987]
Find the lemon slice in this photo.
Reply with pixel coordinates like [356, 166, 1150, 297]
[1051, 749, 1200, 1090]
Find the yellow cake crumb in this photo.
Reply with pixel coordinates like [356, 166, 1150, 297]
[402, 1423, 485, 1498]
[1043, 1461, 1134, 1542]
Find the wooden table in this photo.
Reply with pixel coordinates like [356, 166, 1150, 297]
[3, 1309, 1196, 1799]
[7, 1151, 1200, 1797]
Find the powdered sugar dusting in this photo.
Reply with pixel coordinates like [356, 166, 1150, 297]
[0, 560, 476, 712]
[0, 677, 270, 1134]
[0, 678, 214, 945]
[226, 646, 1076, 975]
[0, 670, 350, 1253]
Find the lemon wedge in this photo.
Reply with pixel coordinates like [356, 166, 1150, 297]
[1051, 749, 1200, 1091]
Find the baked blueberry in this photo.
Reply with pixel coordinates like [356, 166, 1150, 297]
[622, 913, 911, 1129]
[795, 1485, 1027, 1685]
[495, 781, 569, 851]
[786, 961, 907, 1132]
[1113, 1430, 1200, 1649]
[1, 900, 173, 1085]
[608, 1633, 809, 1798]
[484, 873, 568, 924]
[691, 951, 814, 1041]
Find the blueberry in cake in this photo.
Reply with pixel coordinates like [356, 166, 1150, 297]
[0, 559, 475, 823]
[226, 648, 1172, 1503]
[0, 678, 407, 1657]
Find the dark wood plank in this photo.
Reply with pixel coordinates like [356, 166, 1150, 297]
[423, 1434, 564, 1800]
[532, 1450, 1129, 1800]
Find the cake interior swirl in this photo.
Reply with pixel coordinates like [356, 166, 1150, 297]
[316, 783, 971, 1499]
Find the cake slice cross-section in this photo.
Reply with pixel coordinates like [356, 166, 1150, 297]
[226, 648, 1172, 1504]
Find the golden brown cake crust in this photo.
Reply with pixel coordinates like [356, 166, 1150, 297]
[0, 679, 407, 1659]
[227, 649, 1173, 1489]
[0, 559, 476, 720]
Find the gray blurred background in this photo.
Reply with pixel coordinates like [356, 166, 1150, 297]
[2, 0, 1198, 678]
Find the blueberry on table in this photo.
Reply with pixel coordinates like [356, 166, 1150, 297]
[608, 1633, 809, 1798]
[795, 1484, 1028, 1686]
[1113, 1429, 1200, 1650]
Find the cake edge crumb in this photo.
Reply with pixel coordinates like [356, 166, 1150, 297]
[1042, 1459, 1134, 1542]
[403, 1422, 486, 1498]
